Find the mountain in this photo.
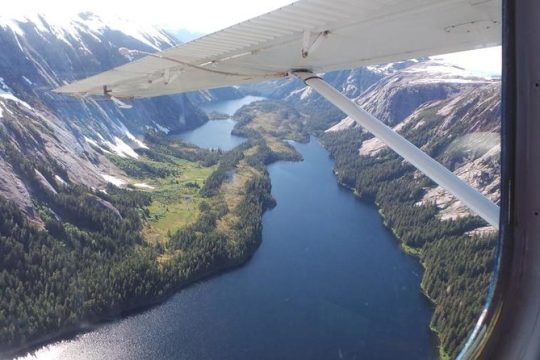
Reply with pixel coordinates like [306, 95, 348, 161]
[0, 11, 501, 358]
[0, 12, 243, 219]
[0, 12, 261, 354]
[169, 28, 205, 43]
[313, 60, 500, 358]
[326, 60, 500, 226]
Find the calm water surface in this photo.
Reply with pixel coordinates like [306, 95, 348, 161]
[173, 119, 244, 151]
[199, 95, 264, 115]
[172, 96, 264, 151]
[19, 99, 437, 360]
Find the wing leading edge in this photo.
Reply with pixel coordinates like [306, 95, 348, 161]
[55, 0, 501, 98]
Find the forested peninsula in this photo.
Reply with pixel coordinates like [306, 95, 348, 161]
[0, 100, 309, 356]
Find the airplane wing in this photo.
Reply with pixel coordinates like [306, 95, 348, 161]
[55, 0, 500, 98]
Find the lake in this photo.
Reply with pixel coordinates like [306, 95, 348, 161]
[172, 119, 244, 151]
[171, 96, 264, 151]
[199, 95, 265, 115]
[19, 97, 437, 360]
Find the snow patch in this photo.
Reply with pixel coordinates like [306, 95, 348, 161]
[54, 175, 68, 186]
[286, 86, 312, 101]
[84, 136, 112, 154]
[83, 136, 99, 148]
[299, 87, 313, 101]
[0, 78, 33, 110]
[367, 62, 399, 75]
[101, 174, 127, 187]
[154, 122, 170, 134]
[22, 76, 33, 85]
[0, 17, 25, 35]
[117, 121, 149, 149]
[133, 183, 155, 189]
[34, 169, 57, 195]
[124, 130, 149, 149]
[104, 137, 140, 159]
[403, 61, 494, 85]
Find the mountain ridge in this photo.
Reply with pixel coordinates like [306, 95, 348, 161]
[0, 12, 246, 219]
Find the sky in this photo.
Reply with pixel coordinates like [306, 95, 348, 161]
[1, 0, 296, 33]
[2, 0, 501, 76]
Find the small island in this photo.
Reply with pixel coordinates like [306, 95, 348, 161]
[207, 111, 231, 121]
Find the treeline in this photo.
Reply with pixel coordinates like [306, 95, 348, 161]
[0, 128, 280, 354]
[200, 142, 249, 197]
[143, 130, 220, 167]
[0, 165, 161, 349]
[232, 100, 310, 143]
[167, 172, 275, 280]
[320, 129, 496, 358]
[108, 155, 179, 179]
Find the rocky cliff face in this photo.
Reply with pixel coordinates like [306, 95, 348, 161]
[325, 60, 500, 230]
[0, 12, 239, 220]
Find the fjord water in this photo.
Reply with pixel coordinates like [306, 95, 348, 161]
[173, 118, 245, 151]
[172, 96, 263, 151]
[199, 95, 264, 115]
[21, 98, 437, 360]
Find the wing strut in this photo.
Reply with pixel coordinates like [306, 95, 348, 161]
[292, 70, 500, 229]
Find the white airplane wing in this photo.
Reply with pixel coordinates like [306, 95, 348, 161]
[55, 0, 500, 98]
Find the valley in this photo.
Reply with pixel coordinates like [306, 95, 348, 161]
[14, 101, 437, 360]
[0, 12, 501, 359]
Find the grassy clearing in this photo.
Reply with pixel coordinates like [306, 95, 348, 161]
[215, 158, 263, 239]
[133, 157, 215, 245]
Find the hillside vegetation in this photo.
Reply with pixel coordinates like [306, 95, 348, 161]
[0, 129, 277, 353]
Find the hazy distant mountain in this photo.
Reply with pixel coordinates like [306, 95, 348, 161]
[169, 28, 205, 42]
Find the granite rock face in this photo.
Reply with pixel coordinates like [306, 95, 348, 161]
[0, 12, 240, 217]
[325, 60, 500, 231]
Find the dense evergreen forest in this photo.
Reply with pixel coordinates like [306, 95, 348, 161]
[320, 128, 496, 359]
[1, 95, 497, 359]
[0, 130, 277, 354]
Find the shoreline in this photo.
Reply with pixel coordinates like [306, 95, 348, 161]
[2, 235, 262, 359]
[331, 168, 447, 359]
[5, 134, 443, 359]
[4, 118, 281, 358]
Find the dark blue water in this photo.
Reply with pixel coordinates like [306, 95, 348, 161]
[21, 138, 436, 360]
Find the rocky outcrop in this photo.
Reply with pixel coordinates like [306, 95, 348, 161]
[0, 12, 244, 217]
[328, 60, 500, 230]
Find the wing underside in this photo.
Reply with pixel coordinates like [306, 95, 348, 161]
[55, 0, 501, 98]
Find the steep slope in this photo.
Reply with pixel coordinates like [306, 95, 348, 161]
[0, 12, 248, 218]
[0, 12, 206, 134]
[320, 60, 500, 358]
[331, 61, 500, 226]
